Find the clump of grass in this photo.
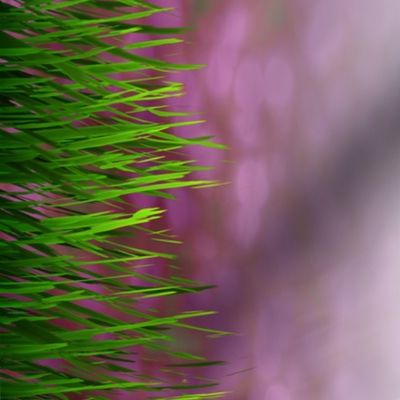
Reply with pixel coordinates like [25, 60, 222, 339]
[0, 1, 226, 398]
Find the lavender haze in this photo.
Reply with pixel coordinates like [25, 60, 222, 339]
[147, 1, 400, 399]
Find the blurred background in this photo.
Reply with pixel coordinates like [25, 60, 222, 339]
[156, 1, 400, 399]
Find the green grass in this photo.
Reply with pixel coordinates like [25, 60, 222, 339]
[0, 1, 226, 398]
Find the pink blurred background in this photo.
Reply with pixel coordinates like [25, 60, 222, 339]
[148, 1, 400, 399]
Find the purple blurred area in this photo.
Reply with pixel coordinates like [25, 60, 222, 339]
[148, 1, 400, 399]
